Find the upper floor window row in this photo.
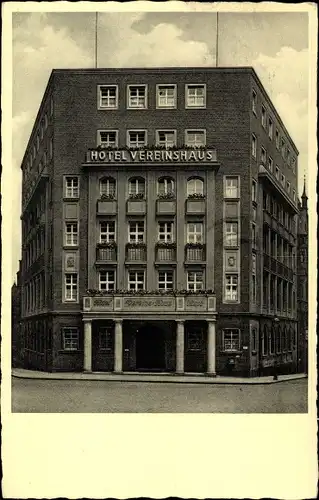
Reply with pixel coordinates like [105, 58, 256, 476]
[97, 129, 207, 148]
[97, 83, 207, 110]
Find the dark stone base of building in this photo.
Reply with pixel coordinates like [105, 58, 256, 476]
[16, 313, 300, 378]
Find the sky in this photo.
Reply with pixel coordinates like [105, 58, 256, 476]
[10, 7, 311, 282]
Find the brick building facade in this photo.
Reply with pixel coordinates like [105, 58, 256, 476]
[14, 67, 305, 376]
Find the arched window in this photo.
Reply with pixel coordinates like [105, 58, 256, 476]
[129, 177, 145, 197]
[187, 177, 204, 196]
[99, 177, 116, 198]
[158, 177, 175, 196]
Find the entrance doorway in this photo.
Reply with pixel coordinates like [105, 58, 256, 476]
[136, 323, 166, 371]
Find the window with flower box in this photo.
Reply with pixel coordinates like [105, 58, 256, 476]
[62, 327, 79, 351]
[185, 130, 206, 147]
[99, 270, 115, 291]
[158, 177, 175, 196]
[158, 222, 173, 242]
[223, 329, 240, 352]
[156, 84, 177, 108]
[129, 177, 145, 197]
[187, 177, 204, 196]
[128, 271, 145, 291]
[129, 221, 145, 243]
[99, 177, 116, 198]
[187, 270, 204, 291]
[100, 221, 115, 243]
[158, 271, 174, 291]
[127, 130, 147, 148]
[98, 130, 118, 148]
[156, 130, 176, 148]
[187, 222, 203, 243]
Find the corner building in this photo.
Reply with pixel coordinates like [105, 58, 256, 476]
[20, 67, 301, 376]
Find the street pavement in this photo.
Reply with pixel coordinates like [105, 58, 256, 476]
[12, 377, 307, 413]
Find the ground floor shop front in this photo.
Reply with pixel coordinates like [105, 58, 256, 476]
[18, 311, 300, 377]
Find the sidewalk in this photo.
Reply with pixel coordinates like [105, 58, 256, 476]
[12, 368, 307, 385]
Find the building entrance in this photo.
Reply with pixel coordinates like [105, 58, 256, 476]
[136, 322, 166, 371]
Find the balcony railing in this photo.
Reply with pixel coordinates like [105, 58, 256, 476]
[156, 245, 176, 262]
[126, 244, 147, 261]
[96, 246, 117, 262]
[185, 244, 205, 262]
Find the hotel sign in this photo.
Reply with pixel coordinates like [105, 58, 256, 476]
[86, 148, 216, 164]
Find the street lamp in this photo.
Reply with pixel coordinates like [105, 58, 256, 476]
[273, 315, 280, 380]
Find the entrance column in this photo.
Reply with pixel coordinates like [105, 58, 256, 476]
[176, 320, 185, 374]
[114, 319, 123, 373]
[83, 319, 92, 372]
[207, 319, 216, 376]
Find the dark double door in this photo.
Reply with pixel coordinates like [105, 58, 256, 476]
[136, 323, 166, 371]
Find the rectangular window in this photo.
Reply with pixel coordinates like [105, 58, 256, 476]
[291, 157, 296, 173]
[225, 177, 239, 198]
[128, 271, 145, 291]
[225, 222, 238, 247]
[275, 166, 280, 180]
[281, 138, 286, 157]
[185, 84, 206, 108]
[261, 147, 266, 164]
[225, 274, 238, 301]
[158, 222, 173, 242]
[65, 222, 78, 246]
[98, 85, 118, 109]
[223, 329, 240, 351]
[99, 326, 113, 350]
[252, 275, 257, 304]
[252, 90, 257, 114]
[252, 180, 257, 203]
[252, 134, 257, 158]
[65, 177, 79, 198]
[261, 105, 266, 128]
[100, 221, 115, 243]
[281, 173, 285, 186]
[187, 222, 203, 243]
[252, 253, 257, 274]
[99, 270, 115, 291]
[268, 156, 273, 172]
[224, 201, 239, 218]
[187, 270, 203, 291]
[62, 327, 79, 351]
[64, 273, 78, 302]
[128, 85, 147, 109]
[44, 113, 48, 130]
[275, 129, 280, 149]
[185, 130, 206, 147]
[129, 221, 145, 243]
[252, 223, 256, 247]
[268, 117, 273, 139]
[287, 148, 291, 165]
[292, 189, 296, 202]
[156, 84, 177, 108]
[98, 130, 118, 147]
[158, 271, 174, 290]
[156, 130, 176, 148]
[127, 130, 147, 148]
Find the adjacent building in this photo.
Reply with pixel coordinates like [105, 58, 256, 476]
[14, 67, 307, 376]
[297, 182, 308, 373]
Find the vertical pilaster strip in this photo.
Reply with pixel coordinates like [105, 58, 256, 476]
[83, 319, 92, 372]
[114, 319, 123, 373]
[176, 320, 185, 374]
[207, 320, 216, 375]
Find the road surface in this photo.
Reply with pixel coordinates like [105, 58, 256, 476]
[12, 377, 307, 413]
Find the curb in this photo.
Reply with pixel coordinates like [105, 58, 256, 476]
[12, 371, 307, 385]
